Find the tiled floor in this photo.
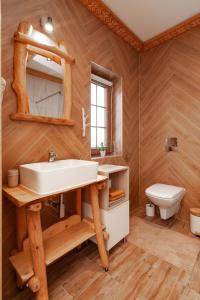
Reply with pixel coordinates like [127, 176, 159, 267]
[129, 216, 200, 272]
[14, 208, 200, 300]
[132, 206, 195, 237]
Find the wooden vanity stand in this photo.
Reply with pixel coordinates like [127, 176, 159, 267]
[3, 176, 109, 300]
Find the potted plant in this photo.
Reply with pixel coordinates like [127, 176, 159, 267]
[99, 142, 107, 157]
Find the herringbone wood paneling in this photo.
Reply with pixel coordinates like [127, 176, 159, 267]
[5, 2, 200, 299]
[140, 26, 200, 221]
[2, 0, 139, 298]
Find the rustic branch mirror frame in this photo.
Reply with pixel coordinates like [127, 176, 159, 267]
[10, 22, 75, 126]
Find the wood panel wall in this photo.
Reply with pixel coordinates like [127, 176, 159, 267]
[139, 26, 200, 221]
[2, 0, 139, 298]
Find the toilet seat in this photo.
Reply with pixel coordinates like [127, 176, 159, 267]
[145, 184, 185, 201]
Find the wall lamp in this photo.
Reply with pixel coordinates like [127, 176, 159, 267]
[41, 16, 54, 33]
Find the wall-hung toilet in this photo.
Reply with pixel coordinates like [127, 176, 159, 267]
[145, 184, 185, 220]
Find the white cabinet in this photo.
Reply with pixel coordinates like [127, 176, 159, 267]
[83, 164, 129, 251]
[83, 200, 129, 250]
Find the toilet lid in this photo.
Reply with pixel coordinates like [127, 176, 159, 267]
[145, 184, 185, 200]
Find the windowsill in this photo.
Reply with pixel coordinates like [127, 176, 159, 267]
[91, 154, 123, 160]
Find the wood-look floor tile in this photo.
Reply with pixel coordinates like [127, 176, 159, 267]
[133, 206, 192, 236]
[49, 286, 73, 300]
[110, 248, 155, 284]
[62, 259, 103, 298]
[180, 286, 200, 300]
[12, 215, 200, 300]
[76, 273, 120, 300]
[133, 206, 200, 239]
[189, 251, 200, 293]
[167, 270, 191, 300]
[134, 261, 184, 300]
[48, 253, 102, 298]
[129, 216, 200, 272]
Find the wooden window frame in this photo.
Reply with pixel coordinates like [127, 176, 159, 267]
[91, 79, 112, 157]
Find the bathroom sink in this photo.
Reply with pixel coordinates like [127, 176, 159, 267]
[20, 159, 99, 194]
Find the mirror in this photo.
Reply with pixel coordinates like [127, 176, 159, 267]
[26, 53, 64, 118]
[11, 22, 75, 126]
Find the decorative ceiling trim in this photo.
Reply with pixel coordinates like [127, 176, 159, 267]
[143, 13, 200, 51]
[79, 0, 200, 52]
[78, 0, 143, 51]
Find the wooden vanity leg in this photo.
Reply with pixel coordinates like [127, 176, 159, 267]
[16, 206, 27, 249]
[75, 188, 81, 217]
[27, 203, 48, 300]
[76, 188, 82, 250]
[16, 206, 27, 286]
[90, 184, 109, 271]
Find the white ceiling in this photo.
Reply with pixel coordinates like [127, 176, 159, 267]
[102, 0, 200, 41]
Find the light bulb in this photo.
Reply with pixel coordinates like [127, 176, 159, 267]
[41, 16, 54, 33]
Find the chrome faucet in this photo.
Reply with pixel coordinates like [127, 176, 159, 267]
[48, 151, 57, 162]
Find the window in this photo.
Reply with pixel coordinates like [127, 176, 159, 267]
[90, 78, 112, 156]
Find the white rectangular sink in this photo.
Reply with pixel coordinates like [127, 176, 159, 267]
[20, 159, 99, 194]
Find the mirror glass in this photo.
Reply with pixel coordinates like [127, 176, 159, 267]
[26, 52, 64, 118]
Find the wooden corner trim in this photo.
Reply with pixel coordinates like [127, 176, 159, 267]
[78, 0, 143, 51]
[79, 0, 200, 52]
[143, 13, 200, 51]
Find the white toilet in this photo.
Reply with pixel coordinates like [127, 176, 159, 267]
[145, 184, 185, 220]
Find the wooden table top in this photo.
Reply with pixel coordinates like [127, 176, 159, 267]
[3, 175, 107, 207]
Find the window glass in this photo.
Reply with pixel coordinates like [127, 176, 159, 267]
[97, 107, 106, 127]
[97, 127, 106, 147]
[97, 85, 106, 107]
[91, 83, 96, 105]
[91, 127, 96, 148]
[91, 105, 96, 126]
[90, 80, 110, 153]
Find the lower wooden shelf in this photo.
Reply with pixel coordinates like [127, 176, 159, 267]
[9, 218, 96, 283]
[10, 251, 33, 283]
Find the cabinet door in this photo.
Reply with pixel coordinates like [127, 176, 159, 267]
[83, 201, 129, 251]
[102, 201, 129, 250]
